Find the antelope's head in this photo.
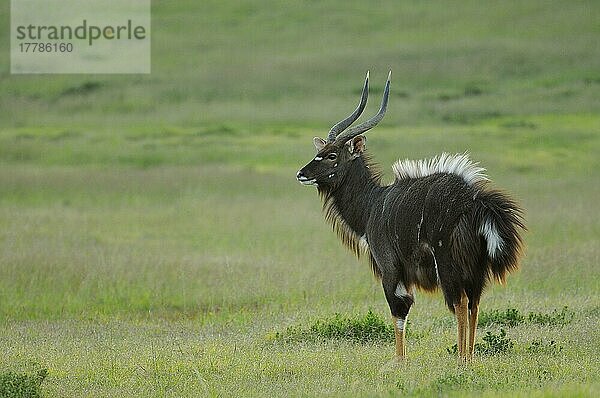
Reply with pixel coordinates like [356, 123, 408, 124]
[296, 71, 391, 189]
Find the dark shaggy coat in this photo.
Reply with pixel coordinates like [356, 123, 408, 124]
[319, 152, 525, 314]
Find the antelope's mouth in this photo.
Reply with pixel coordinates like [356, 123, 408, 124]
[297, 176, 317, 186]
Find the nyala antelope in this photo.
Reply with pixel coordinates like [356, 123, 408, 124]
[296, 71, 525, 362]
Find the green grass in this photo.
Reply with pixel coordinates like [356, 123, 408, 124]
[1, 0, 599, 397]
[1, 115, 598, 397]
[0, 366, 47, 398]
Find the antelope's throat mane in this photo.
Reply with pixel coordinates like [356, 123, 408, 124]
[317, 155, 381, 276]
[320, 193, 366, 259]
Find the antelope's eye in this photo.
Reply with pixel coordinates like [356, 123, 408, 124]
[327, 153, 337, 161]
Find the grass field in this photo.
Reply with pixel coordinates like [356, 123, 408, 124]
[1, 1, 599, 397]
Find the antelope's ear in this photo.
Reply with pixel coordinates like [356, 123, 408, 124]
[313, 137, 327, 151]
[348, 135, 366, 156]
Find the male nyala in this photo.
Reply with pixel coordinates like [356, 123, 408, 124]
[296, 71, 525, 362]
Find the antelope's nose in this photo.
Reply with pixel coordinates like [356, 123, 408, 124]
[297, 170, 307, 181]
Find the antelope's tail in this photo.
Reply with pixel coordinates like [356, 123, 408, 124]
[473, 188, 526, 283]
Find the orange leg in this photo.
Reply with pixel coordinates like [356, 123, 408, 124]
[392, 316, 406, 360]
[453, 291, 469, 363]
[468, 301, 479, 361]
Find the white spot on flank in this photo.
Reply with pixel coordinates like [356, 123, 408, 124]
[428, 246, 441, 283]
[328, 173, 335, 178]
[394, 282, 409, 298]
[396, 317, 405, 331]
[438, 240, 443, 247]
[416, 210, 424, 242]
[479, 218, 504, 258]
[333, 163, 338, 167]
[392, 152, 489, 186]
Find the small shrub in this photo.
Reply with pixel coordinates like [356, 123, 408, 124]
[0, 368, 47, 398]
[527, 306, 574, 326]
[446, 344, 458, 355]
[447, 329, 514, 356]
[478, 308, 524, 327]
[464, 84, 484, 96]
[437, 92, 461, 101]
[526, 339, 563, 355]
[476, 329, 514, 355]
[478, 306, 574, 328]
[270, 309, 395, 344]
[60, 81, 103, 96]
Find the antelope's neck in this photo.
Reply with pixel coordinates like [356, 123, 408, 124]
[328, 158, 382, 237]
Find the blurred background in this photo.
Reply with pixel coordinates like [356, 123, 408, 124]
[2, 1, 599, 135]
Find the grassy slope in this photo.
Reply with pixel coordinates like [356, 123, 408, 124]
[0, 0, 599, 397]
[1, 1, 599, 128]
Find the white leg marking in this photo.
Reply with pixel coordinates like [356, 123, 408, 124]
[396, 317, 405, 331]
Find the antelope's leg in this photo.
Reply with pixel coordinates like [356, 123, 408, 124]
[453, 290, 469, 362]
[382, 275, 413, 361]
[392, 316, 406, 359]
[468, 301, 479, 361]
